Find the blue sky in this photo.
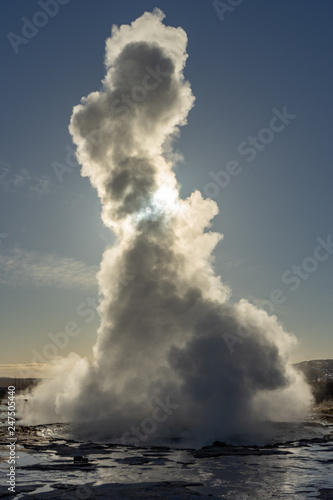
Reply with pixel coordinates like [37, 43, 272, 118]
[0, 0, 332, 375]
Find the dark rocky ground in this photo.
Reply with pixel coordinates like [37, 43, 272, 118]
[1, 400, 333, 499]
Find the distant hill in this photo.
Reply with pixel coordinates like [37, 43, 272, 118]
[294, 359, 333, 402]
[1, 362, 333, 403]
[294, 359, 333, 382]
[0, 377, 16, 387]
[0, 377, 40, 396]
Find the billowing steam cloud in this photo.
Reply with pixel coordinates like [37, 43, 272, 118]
[24, 9, 312, 445]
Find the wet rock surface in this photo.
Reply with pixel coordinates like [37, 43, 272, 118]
[317, 489, 333, 500]
[14, 481, 215, 499]
[0, 402, 333, 499]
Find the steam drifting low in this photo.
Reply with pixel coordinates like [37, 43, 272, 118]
[24, 9, 312, 445]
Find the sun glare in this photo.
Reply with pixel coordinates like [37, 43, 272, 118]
[152, 185, 178, 212]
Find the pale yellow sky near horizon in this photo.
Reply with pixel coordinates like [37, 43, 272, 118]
[0, 363, 46, 379]
[0, 356, 330, 380]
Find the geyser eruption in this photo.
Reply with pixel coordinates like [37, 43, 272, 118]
[25, 9, 312, 445]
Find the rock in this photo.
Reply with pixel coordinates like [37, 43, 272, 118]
[17, 482, 215, 499]
[115, 456, 151, 465]
[318, 488, 333, 500]
[212, 441, 227, 447]
[194, 443, 293, 458]
[73, 455, 89, 464]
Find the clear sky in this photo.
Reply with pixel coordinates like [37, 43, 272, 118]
[0, 0, 332, 377]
